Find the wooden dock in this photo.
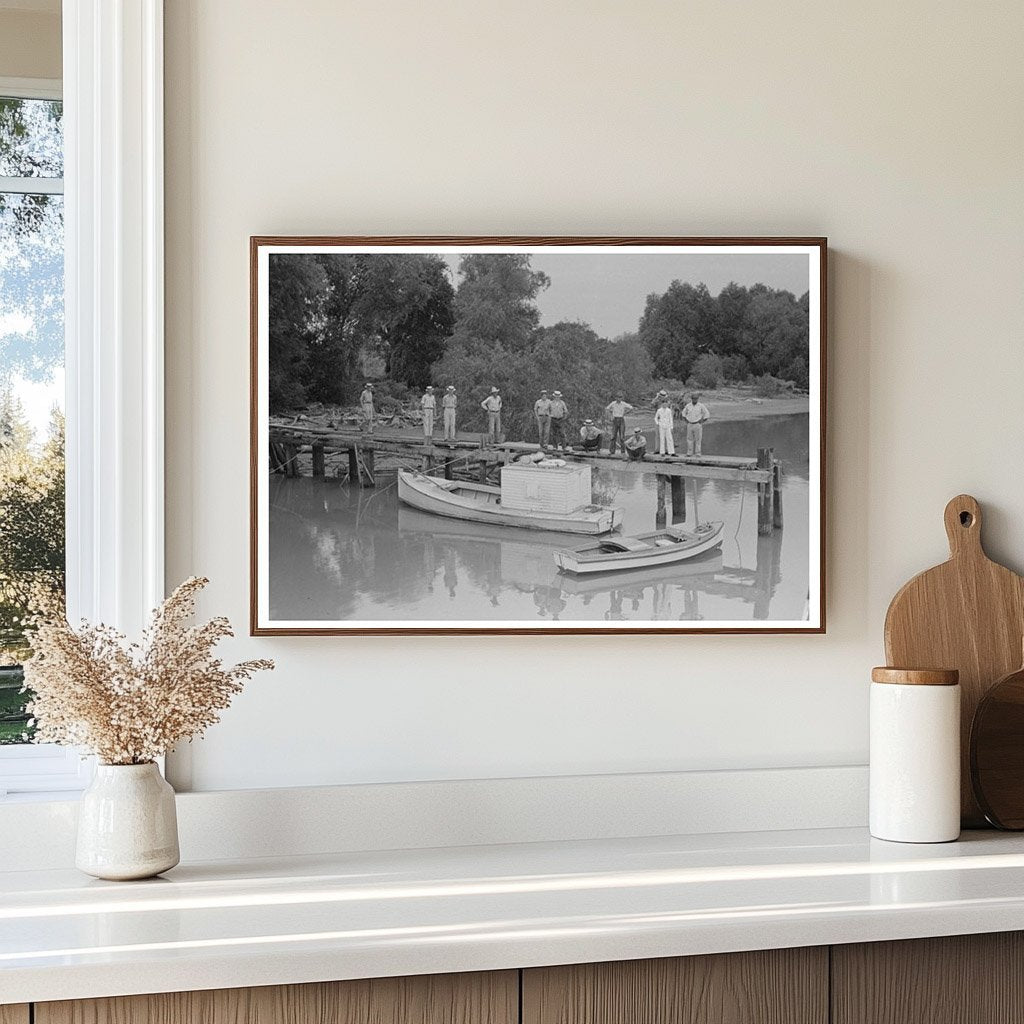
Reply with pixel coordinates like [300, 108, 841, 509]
[267, 421, 785, 535]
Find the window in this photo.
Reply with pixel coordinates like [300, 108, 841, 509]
[1, 6, 166, 798]
[0, 79, 81, 795]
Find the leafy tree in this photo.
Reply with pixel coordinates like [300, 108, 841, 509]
[450, 254, 550, 354]
[713, 281, 750, 355]
[638, 278, 808, 387]
[637, 280, 717, 380]
[735, 288, 808, 380]
[268, 253, 455, 410]
[268, 254, 325, 409]
[689, 352, 724, 388]
[0, 398, 64, 667]
[379, 258, 455, 389]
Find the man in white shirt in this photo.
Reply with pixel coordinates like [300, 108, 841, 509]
[654, 398, 675, 456]
[534, 390, 552, 447]
[605, 396, 634, 455]
[360, 383, 375, 433]
[681, 392, 711, 456]
[442, 385, 457, 441]
[548, 390, 568, 450]
[420, 386, 436, 438]
[480, 387, 502, 442]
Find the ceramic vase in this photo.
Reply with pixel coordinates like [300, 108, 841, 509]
[76, 762, 180, 880]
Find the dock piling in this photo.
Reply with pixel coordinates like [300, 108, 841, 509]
[772, 462, 784, 528]
[670, 477, 686, 523]
[311, 441, 325, 478]
[757, 447, 774, 535]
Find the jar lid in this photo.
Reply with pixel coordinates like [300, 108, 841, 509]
[871, 667, 959, 686]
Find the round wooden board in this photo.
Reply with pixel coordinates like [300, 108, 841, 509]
[971, 664, 1024, 829]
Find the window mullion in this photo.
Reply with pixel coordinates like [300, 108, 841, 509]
[0, 176, 64, 195]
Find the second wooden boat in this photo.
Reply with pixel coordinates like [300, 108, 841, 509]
[397, 470, 623, 535]
[554, 521, 725, 575]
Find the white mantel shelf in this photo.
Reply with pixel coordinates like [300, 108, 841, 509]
[5, 827, 1024, 1004]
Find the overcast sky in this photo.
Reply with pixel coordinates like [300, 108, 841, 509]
[442, 252, 810, 339]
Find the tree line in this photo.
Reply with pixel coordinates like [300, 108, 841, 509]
[638, 280, 810, 389]
[268, 253, 810, 433]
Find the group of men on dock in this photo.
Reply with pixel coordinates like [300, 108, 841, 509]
[358, 382, 711, 459]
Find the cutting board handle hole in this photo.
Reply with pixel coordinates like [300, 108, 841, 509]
[960, 511, 974, 527]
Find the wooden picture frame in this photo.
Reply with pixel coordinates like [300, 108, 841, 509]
[251, 236, 826, 635]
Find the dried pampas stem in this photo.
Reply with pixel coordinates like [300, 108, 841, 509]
[23, 577, 274, 765]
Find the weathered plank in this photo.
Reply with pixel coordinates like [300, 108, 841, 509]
[37, 971, 517, 1024]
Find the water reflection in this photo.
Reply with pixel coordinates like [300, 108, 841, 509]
[267, 414, 811, 623]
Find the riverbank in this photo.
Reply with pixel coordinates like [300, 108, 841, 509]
[623, 387, 809, 430]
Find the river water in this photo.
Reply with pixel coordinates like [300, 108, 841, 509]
[267, 413, 811, 624]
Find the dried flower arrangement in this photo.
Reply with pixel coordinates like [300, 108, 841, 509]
[23, 577, 273, 765]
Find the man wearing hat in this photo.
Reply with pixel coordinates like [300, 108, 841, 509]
[442, 385, 458, 441]
[534, 389, 552, 447]
[480, 386, 502, 443]
[578, 418, 603, 452]
[548, 390, 568, 450]
[605, 395, 634, 455]
[420, 385, 436, 438]
[625, 427, 647, 461]
[654, 395, 675, 455]
[360, 382, 375, 433]
[681, 391, 711, 456]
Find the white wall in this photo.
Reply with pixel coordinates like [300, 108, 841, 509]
[164, 0, 1024, 792]
[0, 6, 61, 81]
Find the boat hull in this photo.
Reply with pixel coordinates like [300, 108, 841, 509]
[397, 470, 622, 535]
[554, 522, 725, 574]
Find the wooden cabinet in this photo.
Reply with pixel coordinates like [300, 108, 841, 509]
[832, 932, 1024, 1024]
[12, 933, 1024, 1024]
[34, 971, 517, 1024]
[522, 948, 828, 1024]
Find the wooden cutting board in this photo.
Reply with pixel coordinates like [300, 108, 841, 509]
[884, 494, 1024, 826]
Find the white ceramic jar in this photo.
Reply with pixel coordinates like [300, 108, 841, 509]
[870, 667, 961, 843]
[76, 762, 180, 880]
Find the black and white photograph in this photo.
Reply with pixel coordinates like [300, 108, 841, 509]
[251, 238, 825, 634]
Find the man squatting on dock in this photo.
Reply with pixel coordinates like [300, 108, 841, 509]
[366, 382, 710, 459]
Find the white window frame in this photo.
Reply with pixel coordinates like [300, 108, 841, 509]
[0, 75, 83, 795]
[0, 0, 165, 797]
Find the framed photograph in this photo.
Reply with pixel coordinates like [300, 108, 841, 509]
[250, 236, 826, 635]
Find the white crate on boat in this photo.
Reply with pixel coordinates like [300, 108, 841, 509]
[500, 463, 592, 514]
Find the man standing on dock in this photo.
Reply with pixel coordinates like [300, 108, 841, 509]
[654, 397, 675, 455]
[605, 396, 633, 454]
[549, 390, 568, 450]
[682, 392, 711, 456]
[360, 382, 375, 433]
[534, 390, 551, 447]
[442, 385, 457, 441]
[481, 386, 502, 442]
[420, 386, 436, 438]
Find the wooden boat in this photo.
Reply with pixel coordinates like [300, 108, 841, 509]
[556, 550, 723, 596]
[554, 521, 725, 575]
[397, 470, 623, 535]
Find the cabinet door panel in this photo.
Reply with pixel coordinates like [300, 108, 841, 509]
[36, 971, 517, 1024]
[0, 1007, 29, 1024]
[523, 948, 827, 1024]
[832, 932, 1024, 1024]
